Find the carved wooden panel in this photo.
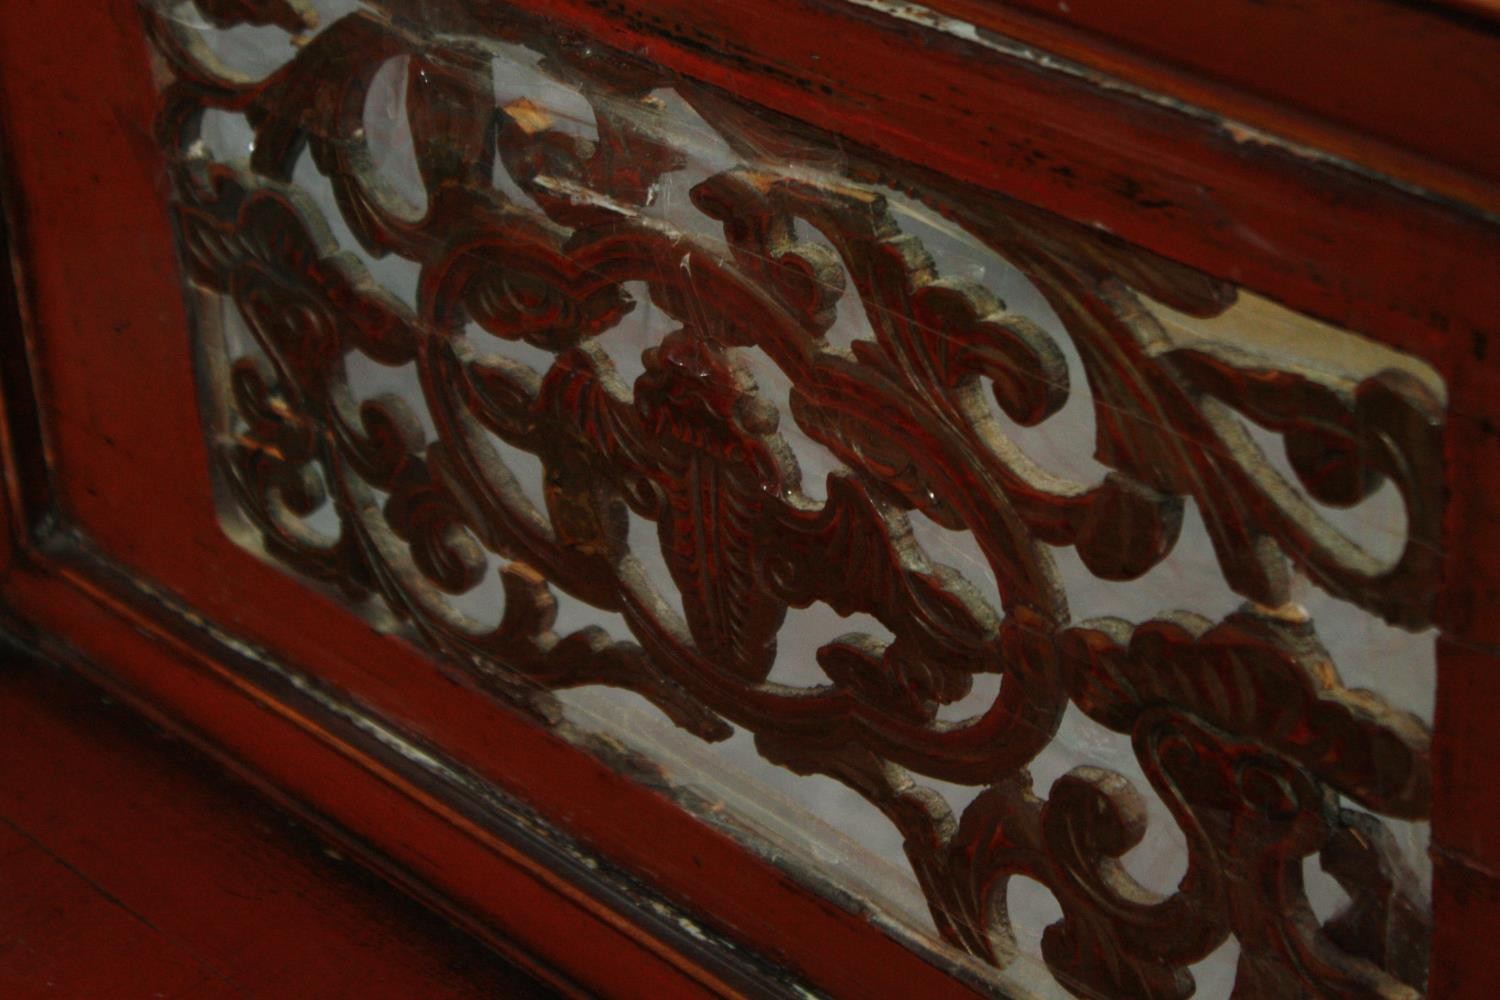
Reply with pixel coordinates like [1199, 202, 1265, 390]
[145, 1, 1442, 995]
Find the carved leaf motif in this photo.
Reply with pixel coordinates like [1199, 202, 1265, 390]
[635, 333, 789, 681]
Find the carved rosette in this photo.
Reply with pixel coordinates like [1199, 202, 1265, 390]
[149, 2, 1440, 995]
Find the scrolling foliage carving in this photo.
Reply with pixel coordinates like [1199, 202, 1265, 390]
[147, 2, 1440, 994]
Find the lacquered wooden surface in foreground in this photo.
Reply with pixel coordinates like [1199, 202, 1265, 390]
[0, 646, 557, 1000]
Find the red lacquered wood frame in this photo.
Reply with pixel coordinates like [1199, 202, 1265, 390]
[0, 650, 560, 998]
[2, 1, 1498, 996]
[922, 0, 1500, 214]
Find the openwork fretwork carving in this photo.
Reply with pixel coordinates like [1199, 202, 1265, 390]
[147, 2, 1441, 995]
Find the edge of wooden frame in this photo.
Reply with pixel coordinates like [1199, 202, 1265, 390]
[917, 0, 1500, 216]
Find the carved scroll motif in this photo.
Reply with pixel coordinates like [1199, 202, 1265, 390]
[148, 2, 1440, 994]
